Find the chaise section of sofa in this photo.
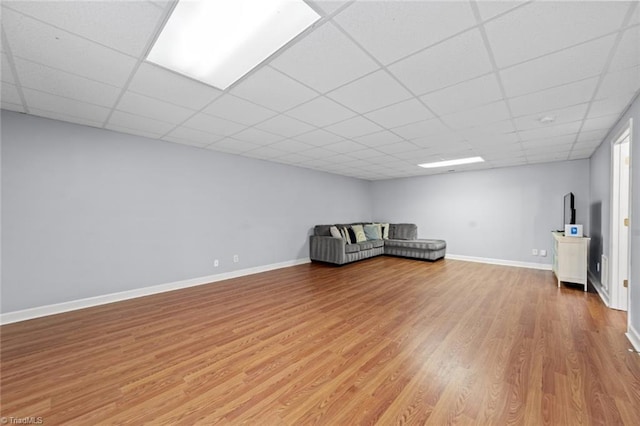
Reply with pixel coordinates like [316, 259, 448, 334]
[309, 223, 445, 265]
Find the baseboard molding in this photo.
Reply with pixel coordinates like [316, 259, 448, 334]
[0, 258, 311, 325]
[445, 254, 552, 271]
[588, 270, 610, 307]
[626, 323, 640, 354]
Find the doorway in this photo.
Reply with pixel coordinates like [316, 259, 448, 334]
[610, 121, 632, 311]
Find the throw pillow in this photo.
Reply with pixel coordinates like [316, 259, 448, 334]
[364, 224, 381, 240]
[329, 226, 342, 239]
[341, 227, 352, 244]
[347, 227, 357, 244]
[381, 223, 390, 239]
[351, 224, 367, 243]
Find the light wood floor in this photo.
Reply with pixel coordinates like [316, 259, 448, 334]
[2, 257, 639, 425]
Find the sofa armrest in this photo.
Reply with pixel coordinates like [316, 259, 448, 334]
[310, 236, 346, 264]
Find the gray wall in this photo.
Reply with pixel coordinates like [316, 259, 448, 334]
[1, 111, 372, 313]
[589, 93, 640, 334]
[371, 160, 590, 265]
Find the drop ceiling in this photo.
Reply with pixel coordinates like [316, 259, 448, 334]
[1, 0, 639, 181]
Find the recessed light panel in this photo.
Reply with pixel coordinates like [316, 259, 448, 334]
[147, 0, 320, 90]
[418, 156, 485, 168]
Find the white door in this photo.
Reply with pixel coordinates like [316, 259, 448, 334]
[611, 130, 631, 311]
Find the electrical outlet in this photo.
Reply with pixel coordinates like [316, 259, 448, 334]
[532, 249, 538, 256]
[214, 259, 219, 267]
[540, 249, 547, 257]
[233, 254, 239, 263]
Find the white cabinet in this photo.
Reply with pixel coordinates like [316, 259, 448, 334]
[551, 231, 590, 291]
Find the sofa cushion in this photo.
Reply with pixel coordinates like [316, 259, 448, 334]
[384, 239, 446, 250]
[364, 224, 381, 240]
[357, 241, 374, 250]
[389, 223, 417, 240]
[371, 239, 384, 248]
[345, 243, 361, 253]
[351, 224, 367, 242]
[314, 225, 333, 236]
[381, 223, 390, 239]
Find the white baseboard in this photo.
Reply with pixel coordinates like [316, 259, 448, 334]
[0, 258, 311, 325]
[588, 270, 610, 307]
[445, 254, 552, 271]
[626, 323, 640, 355]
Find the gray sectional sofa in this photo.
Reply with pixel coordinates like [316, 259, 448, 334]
[310, 223, 446, 265]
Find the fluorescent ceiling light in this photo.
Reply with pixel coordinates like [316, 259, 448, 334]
[418, 156, 485, 169]
[147, 0, 320, 90]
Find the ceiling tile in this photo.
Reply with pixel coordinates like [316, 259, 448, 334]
[325, 116, 383, 138]
[232, 127, 284, 145]
[107, 110, 175, 136]
[485, 1, 628, 68]
[162, 126, 222, 147]
[242, 146, 288, 160]
[576, 128, 609, 144]
[392, 118, 450, 140]
[1, 53, 15, 84]
[4, 1, 163, 56]
[509, 77, 599, 116]
[324, 140, 368, 154]
[353, 130, 403, 147]
[255, 114, 315, 138]
[521, 134, 577, 149]
[588, 94, 636, 119]
[117, 91, 195, 125]
[440, 100, 511, 130]
[411, 131, 467, 149]
[182, 113, 246, 136]
[517, 120, 582, 142]
[2, 8, 137, 87]
[106, 124, 165, 140]
[22, 88, 110, 124]
[230, 66, 317, 112]
[364, 98, 433, 129]
[268, 139, 314, 153]
[285, 96, 356, 127]
[476, 1, 527, 21]
[1, 82, 22, 105]
[270, 22, 378, 93]
[207, 138, 260, 154]
[13, 57, 120, 107]
[301, 147, 343, 159]
[294, 128, 344, 146]
[466, 132, 520, 147]
[420, 73, 503, 116]
[389, 29, 493, 95]
[581, 114, 620, 133]
[597, 65, 640, 98]
[376, 141, 420, 154]
[349, 148, 389, 160]
[129, 63, 222, 110]
[202, 94, 276, 126]
[28, 107, 103, 128]
[609, 26, 640, 72]
[273, 152, 313, 164]
[334, 0, 476, 64]
[500, 35, 616, 97]
[513, 104, 589, 131]
[327, 70, 412, 113]
[311, 1, 350, 15]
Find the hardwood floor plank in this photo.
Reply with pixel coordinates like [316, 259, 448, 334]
[2, 257, 639, 424]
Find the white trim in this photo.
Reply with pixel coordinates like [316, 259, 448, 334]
[0, 258, 311, 325]
[626, 323, 640, 354]
[588, 269, 610, 307]
[445, 254, 552, 271]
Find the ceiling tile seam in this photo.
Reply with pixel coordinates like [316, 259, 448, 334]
[497, 28, 626, 74]
[568, 1, 639, 156]
[476, 0, 534, 26]
[1, 27, 29, 114]
[329, 18, 456, 153]
[469, 0, 525, 160]
[102, 1, 176, 128]
[7, 54, 124, 91]
[1, 4, 143, 60]
[304, 0, 354, 20]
